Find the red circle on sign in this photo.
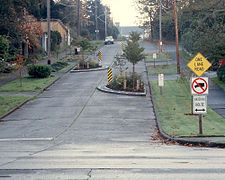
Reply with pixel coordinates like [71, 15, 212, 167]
[192, 77, 208, 94]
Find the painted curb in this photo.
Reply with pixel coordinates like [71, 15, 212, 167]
[70, 66, 109, 73]
[97, 85, 147, 96]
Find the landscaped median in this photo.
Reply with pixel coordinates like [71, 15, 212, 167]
[150, 78, 225, 137]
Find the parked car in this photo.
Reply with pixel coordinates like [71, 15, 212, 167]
[104, 36, 114, 45]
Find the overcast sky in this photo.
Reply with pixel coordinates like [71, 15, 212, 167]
[101, 0, 139, 26]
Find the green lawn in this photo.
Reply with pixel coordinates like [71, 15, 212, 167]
[151, 79, 225, 137]
[147, 64, 177, 75]
[0, 76, 57, 92]
[211, 77, 225, 91]
[145, 52, 172, 62]
[59, 62, 76, 73]
[0, 96, 29, 117]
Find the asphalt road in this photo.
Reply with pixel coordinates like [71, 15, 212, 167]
[0, 42, 225, 179]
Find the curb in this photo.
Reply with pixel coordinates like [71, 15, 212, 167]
[97, 85, 147, 96]
[0, 97, 32, 120]
[70, 66, 109, 73]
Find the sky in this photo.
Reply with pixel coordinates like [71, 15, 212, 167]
[101, 0, 139, 26]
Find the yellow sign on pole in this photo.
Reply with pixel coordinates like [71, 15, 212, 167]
[187, 52, 212, 76]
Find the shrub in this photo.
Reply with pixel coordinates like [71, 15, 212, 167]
[28, 64, 51, 78]
[217, 65, 225, 82]
[51, 61, 68, 72]
[89, 60, 100, 68]
[77, 60, 100, 69]
[0, 60, 14, 73]
[107, 73, 144, 92]
[0, 36, 9, 61]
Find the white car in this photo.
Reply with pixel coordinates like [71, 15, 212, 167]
[104, 36, 114, 45]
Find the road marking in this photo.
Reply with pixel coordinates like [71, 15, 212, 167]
[0, 137, 54, 142]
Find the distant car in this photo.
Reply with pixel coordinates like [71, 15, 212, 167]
[104, 36, 114, 45]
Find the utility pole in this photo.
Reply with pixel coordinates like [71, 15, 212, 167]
[159, 0, 162, 52]
[77, 0, 81, 37]
[95, 0, 99, 40]
[173, 0, 181, 74]
[47, 0, 51, 64]
[104, 7, 107, 38]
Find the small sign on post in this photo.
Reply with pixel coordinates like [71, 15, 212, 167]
[153, 53, 157, 68]
[187, 52, 212, 135]
[193, 95, 207, 114]
[158, 74, 164, 95]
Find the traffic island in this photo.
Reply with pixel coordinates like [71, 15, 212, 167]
[97, 71, 147, 96]
[70, 59, 109, 73]
[70, 66, 109, 73]
[97, 85, 146, 96]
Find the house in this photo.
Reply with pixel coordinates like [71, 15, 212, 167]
[40, 19, 71, 52]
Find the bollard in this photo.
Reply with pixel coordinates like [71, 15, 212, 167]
[124, 79, 127, 90]
[137, 80, 140, 91]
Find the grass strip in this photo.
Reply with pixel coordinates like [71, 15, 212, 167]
[145, 52, 172, 62]
[0, 96, 29, 117]
[151, 79, 225, 137]
[0, 76, 57, 92]
[211, 77, 225, 91]
[147, 64, 177, 75]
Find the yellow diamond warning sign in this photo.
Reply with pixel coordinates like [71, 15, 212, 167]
[187, 53, 212, 76]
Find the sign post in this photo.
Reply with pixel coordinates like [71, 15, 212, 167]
[193, 95, 207, 135]
[158, 74, 164, 95]
[187, 52, 212, 135]
[153, 53, 157, 68]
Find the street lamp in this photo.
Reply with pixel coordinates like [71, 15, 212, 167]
[95, 0, 108, 40]
[47, 0, 51, 64]
[105, 7, 108, 38]
[95, 0, 99, 40]
[159, 0, 162, 52]
[77, 0, 81, 37]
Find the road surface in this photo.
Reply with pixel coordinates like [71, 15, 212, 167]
[0, 42, 225, 179]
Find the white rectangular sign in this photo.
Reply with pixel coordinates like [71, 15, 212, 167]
[158, 74, 164, 87]
[193, 95, 207, 114]
[153, 53, 157, 59]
